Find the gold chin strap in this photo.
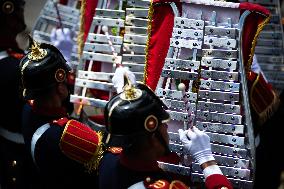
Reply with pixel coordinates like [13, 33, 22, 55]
[27, 35, 47, 61]
[120, 74, 142, 101]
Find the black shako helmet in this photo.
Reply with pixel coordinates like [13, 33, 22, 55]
[104, 80, 170, 137]
[20, 36, 71, 100]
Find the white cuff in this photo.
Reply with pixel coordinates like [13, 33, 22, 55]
[203, 165, 223, 179]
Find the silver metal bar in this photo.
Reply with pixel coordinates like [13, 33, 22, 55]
[256, 55, 283, 64]
[192, 163, 250, 179]
[172, 28, 203, 39]
[164, 58, 200, 70]
[40, 15, 75, 28]
[204, 26, 237, 38]
[259, 63, 284, 72]
[45, 1, 80, 15]
[207, 132, 244, 147]
[167, 110, 194, 122]
[70, 95, 107, 108]
[121, 62, 145, 72]
[174, 17, 204, 30]
[127, 0, 150, 8]
[125, 26, 147, 35]
[93, 17, 124, 27]
[87, 33, 123, 44]
[254, 46, 282, 55]
[257, 39, 283, 47]
[124, 34, 147, 44]
[200, 79, 240, 92]
[82, 52, 122, 64]
[198, 90, 239, 102]
[169, 131, 245, 148]
[77, 70, 112, 81]
[197, 101, 241, 114]
[202, 49, 238, 59]
[201, 58, 238, 70]
[162, 99, 196, 111]
[170, 38, 202, 49]
[258, 31, 282, 39]
[204, 36, 237, 48]
[126, 8, 149, 18]
[263, 24, 282, 31]
[95, 9, 125, 18]
[156, 88, 197, 102]
[84, 43, 121, 53]
[196, 121, 244, 135]
[123, 43, 146, 54]
[122, 54, 145, 63]
[125, 16, 148, 27]
[211, 143, 248, 158]
[168, 136, 248, 157]
[75, 78, 114, 91]
[196, 110, 242, 125]
[162, 69, 198, 80]
[201, 70, 239, 81]
[214, 154, 249, 169]
[158, 162, 191, 176]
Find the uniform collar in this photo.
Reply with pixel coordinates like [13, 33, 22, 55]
[119, 152, 161, 172]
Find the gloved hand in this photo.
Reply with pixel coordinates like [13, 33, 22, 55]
[178, 127, 215, 165]
[112, 66, 136, 93]
[50, 27, 74, 64]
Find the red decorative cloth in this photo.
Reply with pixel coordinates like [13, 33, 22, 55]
[144, 2, 181, 90]
[81, 0, 99, 42]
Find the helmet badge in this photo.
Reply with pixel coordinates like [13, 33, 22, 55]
[120, 74, 142, 101]
[144, 115, 158, 132]
[2, 1, 14, 14]
[27, 35, 47, 61]
[55, 69, 66, 82]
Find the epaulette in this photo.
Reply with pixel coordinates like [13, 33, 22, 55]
[53, 118, 104, 172]
[144, 177, 188, 189]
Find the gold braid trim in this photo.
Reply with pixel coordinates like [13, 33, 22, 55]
[143, 0, 154, 84]
[84, 131, 105, 173]
[249, 73, 260, 103]
[249, 73, 280, 126]
[246, 15, 271, 76]
[77, 0, 87, 57]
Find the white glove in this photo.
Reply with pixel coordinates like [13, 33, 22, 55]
[178, 127, 215, 165]
[112, 66, 136, 93]
[50, 27, 74, 64]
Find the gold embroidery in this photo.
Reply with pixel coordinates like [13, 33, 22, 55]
[27, 36, 47, 61]
[246, 15, 271, 76]
[143, 0, 154, 84]
[152, 180, 166, 188]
